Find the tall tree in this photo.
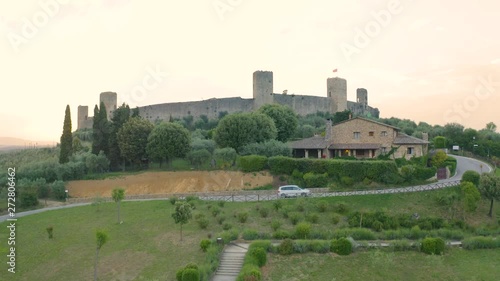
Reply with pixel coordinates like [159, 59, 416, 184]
[171, 201, 192, 241]
[94, 230, 109, 281]
[146, 122, 191, 167]
[112, 188, 125, 224]
[478, 173, 500, 217]
[92, 103, 111, 155]
[108, 103, 131, 170]
[258, 104, 298, 142]
[59, 105, 73, 164]
[117, 117, 154, 169]
[485, 122, 497, 132]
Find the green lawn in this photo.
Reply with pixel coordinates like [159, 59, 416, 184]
[495, 168, 500, 176]
[0, 188, 498, 280]
[263, 248, 500, 281]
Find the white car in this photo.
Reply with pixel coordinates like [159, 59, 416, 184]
[278, 185, 311, 198]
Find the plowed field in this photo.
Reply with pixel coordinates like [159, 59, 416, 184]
[66, 170, 273, 198]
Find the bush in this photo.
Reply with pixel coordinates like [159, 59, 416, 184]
[270, 220, 282, 231]
[461, 170, 480, 186]
[331, 238, 353, 255]
[217, 216, 226, 225]
[237, 212, 249, 223]
[222, 223, 232, 230]
[295, 222, 312, 239]
[288, 212, 302, 225]
[259, 208, 269, 218]
[238, 155, 268, 172]
[169, 196, 178, 205]
[181, 268, 200, 281]
[421, 237, 445, 255]
[20, 189, 39, 208]
[331, 214, 341, 225]
[237, 264, 262, 281]
[340, 176, 354, 187]
[273, 230, 291, 240]
[186, 149, 211, 168]
[278, 239, 294, 255]
[46, 226, 54, 239]
[211, 207, 221, 217]
[242, 229, 260, 240]
[217, 200, 225, 207]
[51, 180, 66, 200]
[303, 172, 328, 188]
[214, 147, 237, 169]
[310, 240, 330, 253]
[306, 213, 319, 224]
[268, 156, 297, 175]
[200, 239, 211, 252]
[248, 247, 267, 267]
[414, 166, 437, 181]
[333, 202, 349, 214]
[272, 200, 283, 211]
[240, 140, 292, 158]
[196, 217, 209, 229]
[312, 200, 327, 212]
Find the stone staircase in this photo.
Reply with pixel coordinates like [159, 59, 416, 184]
[211, 243, 249, 281]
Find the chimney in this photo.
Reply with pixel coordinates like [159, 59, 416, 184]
[422, 133, 428, 142]
[325, 119, 333, 140]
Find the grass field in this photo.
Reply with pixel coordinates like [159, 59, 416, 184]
[496, 168, 500, 176]
[0, 187, 498, 280]
[263, 248, 500, 281]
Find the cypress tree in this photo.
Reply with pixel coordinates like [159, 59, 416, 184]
[92, 102, 110, 155]
[92, 105, 100, 155]
[59, 105, 73, 163]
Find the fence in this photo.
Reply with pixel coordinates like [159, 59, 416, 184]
[67, 180, 461, 204]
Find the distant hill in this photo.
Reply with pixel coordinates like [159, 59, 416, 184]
[0, 137, 56, 151]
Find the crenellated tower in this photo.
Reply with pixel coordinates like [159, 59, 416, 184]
[253, 70, 274, 110]
[327, 77, 347, 113]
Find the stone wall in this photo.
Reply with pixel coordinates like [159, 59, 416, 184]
[273, 94, 332, 115]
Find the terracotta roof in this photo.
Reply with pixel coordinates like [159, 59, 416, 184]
[393, 133, 429, 145]
[329, 143, 381, 149]
[332, 116, 400, 130]
[289, 136, 331, 149]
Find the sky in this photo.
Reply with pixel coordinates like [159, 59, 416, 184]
[1, 0, 499, 142]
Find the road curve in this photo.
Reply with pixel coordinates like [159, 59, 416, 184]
[0, 156, 494, 223]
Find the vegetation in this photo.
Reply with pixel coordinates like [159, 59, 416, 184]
[258, 104, 298, 142]
[92, 103, 111, 156]
[117, 117, 154, 169]
[147, 122, 191, 167]
[94, 230, 109, 281]
[478, 172, 500, 217]
[111, 188, 125, 224]
[59, 105, 73, 164]
[172, 201, 193, 241]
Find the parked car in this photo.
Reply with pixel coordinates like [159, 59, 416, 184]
[277, 185, 311, 198]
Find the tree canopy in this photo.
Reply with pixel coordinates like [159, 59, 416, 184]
[146, 122, 191, 166]
[59, 105, 73, 164]
[478, 173, 500, 217]
[258, 104, 298, 142]
[117, 117, 154, 168]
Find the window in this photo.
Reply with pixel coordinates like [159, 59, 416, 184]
[407, 147, 414, 155]
[353, 132, 360, 139]
[381, 131, 388, 137]
[369, 131, 374, 137]
[381, 147, 387, 154]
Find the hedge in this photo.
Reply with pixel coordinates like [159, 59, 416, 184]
[421, 237, 445, 255]
[238, 155, 268, 172]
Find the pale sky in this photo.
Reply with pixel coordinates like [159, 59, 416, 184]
[1, 0, 499, 142]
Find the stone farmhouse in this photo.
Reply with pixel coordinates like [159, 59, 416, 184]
[77, 71, 379, 130]
[290, 117, 429, 160]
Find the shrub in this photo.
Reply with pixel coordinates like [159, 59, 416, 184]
[333, 202, 349, 214]
[306, 213, 319, 224]
[278, 239, 294, 255]
[414, 166, 437, 181]
[272, 230, 290, 240]
[217, 201, 225, 207]
[240, 140, 292, 158]
[316, 200, 328, 212]
[238, 155, 268, 172]
[331, 214, 341, 225]
[295, 222, 312, 239]
[331, 238, 353, 255]
[248, 247, 267, 267]
[303, 172, 328, 188]
[267, 156, 297, 175]
[186, 149, 211, 168]
[169, 196, 178, 205]
[310, 240, 331, 253]
[197, 217, 209, 229]
[421, 237, 445, 255]
[400, 165, 416, 182]
[259, 208, 269, 218]
[20, 189, 39, 208]
[181, 268, 200, 281]
[222, 223, 232, 230]
[46, 226, 53, 239]
[237, 264, 262, 281]
[340, 176, 354, 187]
[211, 207, 221, 217]
[288, 212, 302, 225]
[243, 229, 260, 240]
[461, 170, 480, 187]
[217, 216, 226, 225]
[237, 212, 249, 223]
[270, 220, 282, 231]
[214, 147, 237, 169]
[273, 200, 283, 211]
[200, 239, 211, 252]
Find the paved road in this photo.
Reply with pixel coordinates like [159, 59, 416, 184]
[0, 156, 493, 223]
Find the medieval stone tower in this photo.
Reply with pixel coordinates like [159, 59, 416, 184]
[77, 105, 90, 130]
[356, 88, 368, 108]
[253, 71, 274, 110]
[99, 91, 117, 120]
[326, 77, 347, 112]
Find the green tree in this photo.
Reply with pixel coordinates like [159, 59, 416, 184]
[94, 230, 109, 281]
[146, 122, 191, 167]
[112, 188, 125, 224]
[214, 112, 277, 152]
[108, 103, 131, 170]
[258, 104, 298, 142]
[433, 136, 447, 149]
[117, 117, 154, 169]
[485, 122, 497, 132]
[461, 181, 481, 215]
[92, 103, 111, 156]
[59, 105, 73, 164]
[72, 136, 84, 153]
[478, 173, 500, 217]
[171, 201, 192, 241]
[461, 170, 480, 187]
[332, 110, 352, 124]
[213, 147, 237, 169]
[186, 149, 211, 168]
